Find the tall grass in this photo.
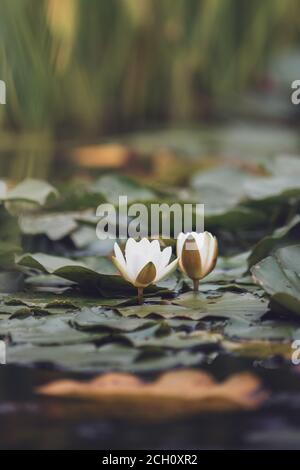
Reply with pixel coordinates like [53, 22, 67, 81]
[0, 0, 300, 177]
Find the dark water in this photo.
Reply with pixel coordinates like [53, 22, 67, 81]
[1, 356, 300, 450]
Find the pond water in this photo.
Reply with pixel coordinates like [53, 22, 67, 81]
[0, 356, 300, 450]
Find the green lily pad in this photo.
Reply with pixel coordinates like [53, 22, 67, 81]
[16, 253, 135, 295]
[72, 307, 157, 332]
[117, 303, 208, 320]
[191, 166, 250, 210]
[173, 291, 268, 321]
[1, 291, 131, 310]
[18, 212, 78, 241]
[3, 179, 58, 209]
[251, 245, 300, 315]
[6, 338, 205, 372]
[7, 342, 140, 371]
[224, 318, 297, 341]
[16, 253, 168, 297]
[244, 176, 300, 202]
[90, 174, 156, 204]
[248, 215, 300, 268]
[127, 328, 221, 349]
[132, 349, 205, 372]
[0, 315, 103, 345]
[268, 155, 300, 178]
[203, 251, 249, 283]
[25, 274, 76, 288]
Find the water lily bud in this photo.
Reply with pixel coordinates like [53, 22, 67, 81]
[177, 231, 218, 290]
[112, 238, 178, 303]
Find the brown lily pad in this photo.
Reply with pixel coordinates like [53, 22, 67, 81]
[37, 369, 268, 420]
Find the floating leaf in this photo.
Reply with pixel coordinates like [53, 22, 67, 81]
[132, 349, 205, 372]
[248, 216, 300, 268]
[16, 253, 167, 296]
[37, 369, 267, 419]
[90, 174, 156, 204]
[173, 292, 268, 322]
[117, 303, 207, 320]
[72, 307, 157, 332]
[224, 318, 297, 341]
[7, 342, 140, 371]
[222, 339, 291, 358]
[127, 328, 221, 350]
[0, 316, 103, 345]
[18, 212, 78, 241]
[4, 179, 58, 207]
[205, 206, 266, 230]
[244, 176, 300, 202]
[251, 245, 300, 316]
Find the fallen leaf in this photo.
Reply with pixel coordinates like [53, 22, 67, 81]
[37, 369, 268, 419]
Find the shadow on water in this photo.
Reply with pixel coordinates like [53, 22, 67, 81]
[0, 356, 300, 449]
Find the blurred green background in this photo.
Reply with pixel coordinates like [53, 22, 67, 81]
[1, 0, 300, 178]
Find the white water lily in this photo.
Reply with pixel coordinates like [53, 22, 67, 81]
[177, 231, 218, 291]
[112, 238, 178, 303]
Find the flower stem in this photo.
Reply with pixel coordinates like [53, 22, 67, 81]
[137, 287, 144, 304]
[193, 279, 199, 292]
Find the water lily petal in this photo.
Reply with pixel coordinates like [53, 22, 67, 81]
[181, 236, 202, 279]
[176, 232, 188, 258]
[194, 231, 206, 253]
[126, 238, 149, 279]
[202, 235, 218, 277]
[158, 246, 172, 271]
[112, 255, 134, 284]
[157, 257, 178, 282]
[114, 242, 126, 269]
[136, 261, 157, 287]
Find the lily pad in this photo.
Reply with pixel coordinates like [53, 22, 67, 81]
[251, 245, 300, 316]
[7, 342, 140, 371]
[0, 316, 103, 345]
[244, 176, 300, 202]
[127, 328, 221, 350]
[90, 174, 156, 204]
[117, 303, 208, 320]
[173, 291, 268, 322]
[3, 179, 58, 209]
[224, 319, 297, 341]
[18, 213, 78, 241]
[248, 216, 300, 268]
[16, 252, 168, 296]
[72, 307, 157, 332]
